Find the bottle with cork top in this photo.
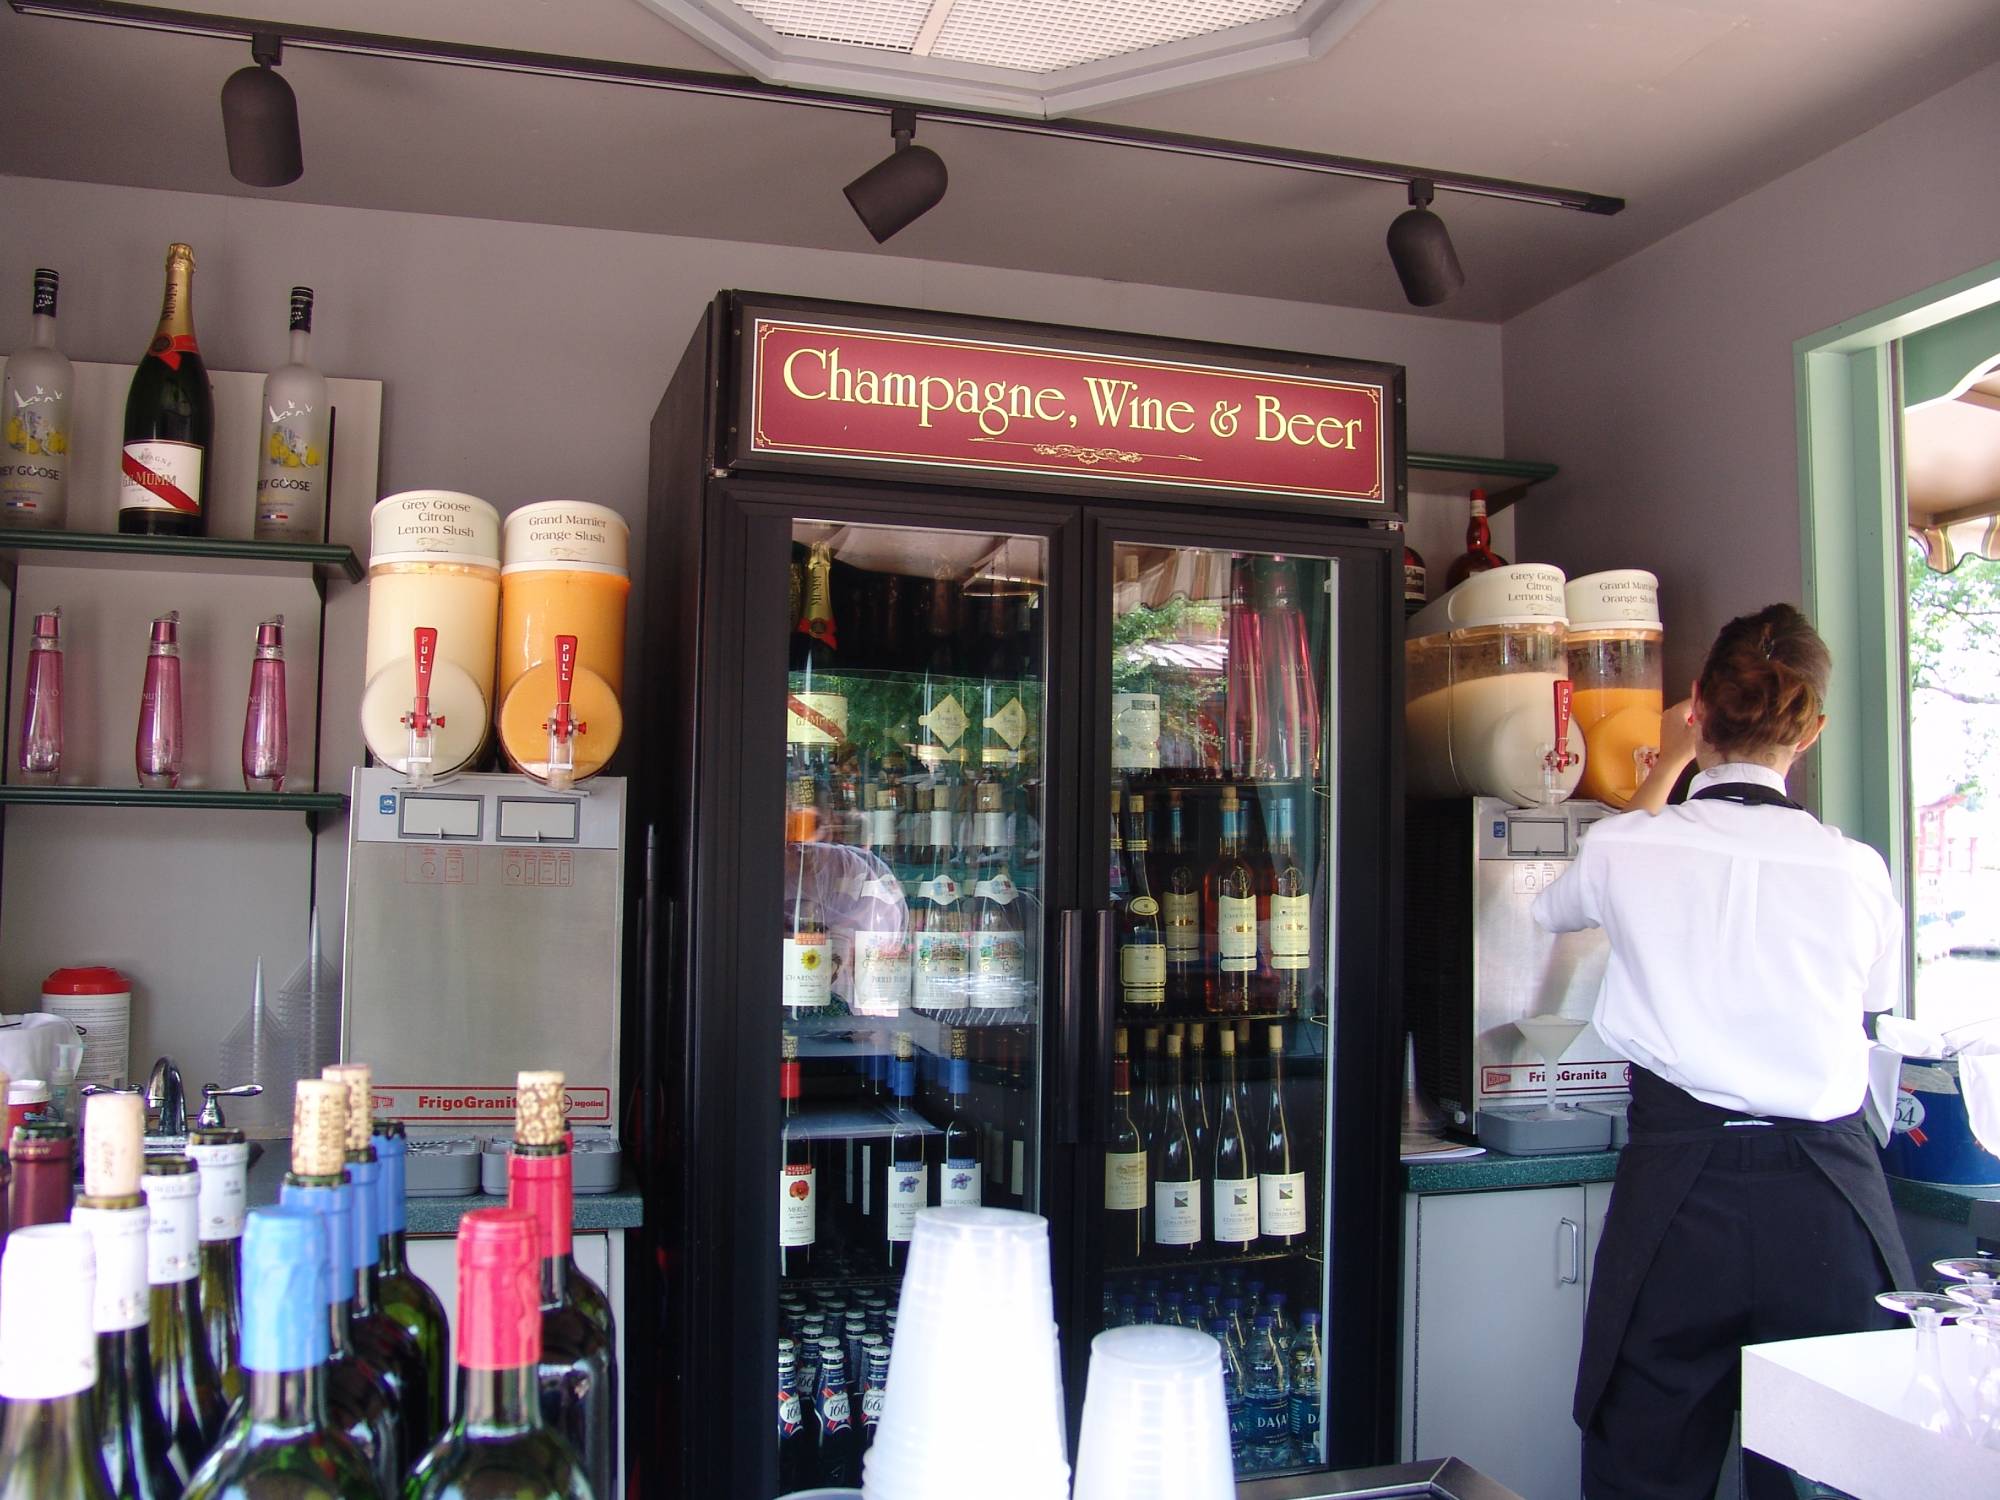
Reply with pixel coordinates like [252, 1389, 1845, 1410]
[507, 1070, 616, 1500]
[367, 1118, 448, 1441]
[403, 1208, 592, 1500]
[142, 1151, 227, 1480]
[323, 1063, 432, 1455]
[0, 1222, 117, 1500]
[186, 1124, 249, 1404]
[277, 1078, 401, 1495]
[72, 1092, 179, 1500]
[178, 1204, 379, 1498]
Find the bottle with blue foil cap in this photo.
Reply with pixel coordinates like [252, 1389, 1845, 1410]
[180, 1204, 377, 1498]
[277, 1077, 401, 1494]
[369, 1119, 448, 1438]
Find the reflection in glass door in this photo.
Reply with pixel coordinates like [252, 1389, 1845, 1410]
[1101, 544, 1333, 1480]
[775, 519, 1047, 1496]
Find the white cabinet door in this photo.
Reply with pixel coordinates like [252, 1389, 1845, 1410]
[1407, 1186, 1589, 1500]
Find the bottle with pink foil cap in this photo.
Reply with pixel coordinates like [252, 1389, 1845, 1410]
[17, 607, 63, 785]
[134, 611, 183, 791]
[241, 615, 288, 793]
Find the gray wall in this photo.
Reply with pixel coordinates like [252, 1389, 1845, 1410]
[0, 172, 1504, 1111]
[1508, 56, 2000, 696]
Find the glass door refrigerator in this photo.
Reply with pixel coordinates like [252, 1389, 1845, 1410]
[633, 293, 1405, 1499]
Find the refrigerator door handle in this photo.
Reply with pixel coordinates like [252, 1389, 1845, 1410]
[1054, 907, 1086, 1147]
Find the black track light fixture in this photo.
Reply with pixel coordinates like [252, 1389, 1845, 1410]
[844, 107, 948, 244]
[221, 31, 303, 187]
[1386, 178, 1464, 308]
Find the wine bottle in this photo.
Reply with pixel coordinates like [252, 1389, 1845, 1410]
[788, 541, 846, 783]
[1149, 1031, 1201, 1260]
[939, 1028, 981, 1208]
[779, 1034, 816, 1277]
[252, 287, 330, 543]
[1184, 1021, 1213, 1170]
[2, 267, 74, 530]
[119, 244, 213, 537]
[1266, 798, 1311, 1018]
[1161, 790, 1203, 1011]
[884, 1033, 926, 1269]
[1134, 1026, 1162, 1143]
[186, 1126, 249, 1406]
[975, 586, 1029, 772]
[71, 1095, 180, 1500]
[913, 566, 968, 771]
[966, 780, 1025, 1014]
[142, 1154, 228, 1481]
[848, 790, 912, 1018]
[180, 1205, 379, 1499]
[367, 1121, 449, 1447]
[1211, 1026, 1257, 1253]
[783, 779, 833, 1013]
[1403, 536, 1428, 617]
[1103, 1049, 1146, 1266]
[403, 1208, 593, 1499]
[277, 1079, 402, 1496]
[1258, 1025, 1309, 1248]
[507, 1072, 617, 1500]
[322, 1064, 431, 1456]
[909, 784, 968, 1015]
[1259, 560, 1322, 782]
[0, 1223, 117, 1500]
[1443, 488, 1507, 590]
[1118, 793, 1167, 1016]
[9, 1117, 75, 1229]
[1204, 786, 1257, 1015]
[1108, 788, 1129, 906]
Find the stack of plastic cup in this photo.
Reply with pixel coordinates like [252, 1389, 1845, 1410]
[1072, 1326, 1236, 1500]
[863, 1207, 1069, 1500]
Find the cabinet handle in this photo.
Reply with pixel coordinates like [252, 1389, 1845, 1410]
[1559, 1217, 1581, 1285]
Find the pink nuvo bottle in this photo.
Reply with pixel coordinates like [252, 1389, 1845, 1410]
[241, 615, 288, 792]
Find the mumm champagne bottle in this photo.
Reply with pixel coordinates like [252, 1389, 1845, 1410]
[119, 244, 213, 537]
[0, 1223, 117, 1500]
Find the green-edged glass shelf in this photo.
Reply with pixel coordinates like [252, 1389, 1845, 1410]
[0, 786, 346, 812]
[1406, 451, 1558, 511]
[0, 528, 363, 584]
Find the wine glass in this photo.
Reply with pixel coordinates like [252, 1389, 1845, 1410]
[1936, 1256, 2000, 1285]
[1877, 1291, 1970, 1439]
[1942, 1288, 2000, 1448]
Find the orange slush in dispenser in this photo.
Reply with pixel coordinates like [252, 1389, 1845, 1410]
[1563, 570, 1663, 809]
[497, 500, 629, 785]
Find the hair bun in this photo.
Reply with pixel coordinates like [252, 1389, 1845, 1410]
[1697, 604, 1829, 754]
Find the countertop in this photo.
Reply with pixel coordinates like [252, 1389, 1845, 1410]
[1884, 1174, 2000, 1226]
[1404, 1148, 1621, 1194]
[245, 1140, 644, 1237]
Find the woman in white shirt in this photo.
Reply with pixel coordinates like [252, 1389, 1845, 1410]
[1534, 603, 1912, 1500]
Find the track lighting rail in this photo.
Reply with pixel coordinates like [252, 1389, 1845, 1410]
[12, 0, 1626, 217]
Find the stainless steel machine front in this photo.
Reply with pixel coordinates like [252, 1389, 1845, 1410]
[342, 768, 625, 1140]
[1406, 796, 1628, 1131]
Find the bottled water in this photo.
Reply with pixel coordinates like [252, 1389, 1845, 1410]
[1243, 1313, 1293, 1469]
[1267, 1290, 1294, 1350]
[1289, 1309, 1323, 1464]
[1210, 1320, 1251, 1469]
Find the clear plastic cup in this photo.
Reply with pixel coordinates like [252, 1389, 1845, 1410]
[863, 1208, 1069, 1500]
[1073, 1326, 1236, 1500]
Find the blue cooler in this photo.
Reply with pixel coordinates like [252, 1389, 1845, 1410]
[1880, 1058, 2000, 1185]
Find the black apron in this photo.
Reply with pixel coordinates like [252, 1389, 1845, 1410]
[1574, 781, 1915, 1438]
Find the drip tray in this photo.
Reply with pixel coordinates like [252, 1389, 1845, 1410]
[1477, 1105, 1612, 1155]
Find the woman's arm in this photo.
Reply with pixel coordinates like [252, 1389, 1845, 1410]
[1628, 697, 1700, 815]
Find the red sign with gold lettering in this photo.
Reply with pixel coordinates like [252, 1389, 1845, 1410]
[744, 317, 1388, 505]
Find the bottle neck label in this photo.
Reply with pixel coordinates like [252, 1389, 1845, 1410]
[187, 1141, 250, 1242]
[142, 1169, 201, 1284]
[506, 1150, 575, 1260]
[31, 269, 59, 317]
[288, 287, 314, 333]
[151, 260, 198, 368]
[72, 1204, 151, 1331]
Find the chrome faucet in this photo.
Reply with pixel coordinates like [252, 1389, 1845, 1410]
[145, 1055, 187, 1136]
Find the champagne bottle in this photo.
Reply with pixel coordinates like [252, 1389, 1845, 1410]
[909, 784, 968, 1015]
[884, 1034, 926, 1270]
[323, 1064, 432, 1456]
[1258, 1025, 1309, 1247]
[1118, 793, 1167, 1016]
[1266, 798, 1311, 1018]
[119, 244, 213, 537]
[70, 1096, 180, 1500]
[1205, 786, 1257, 1015]
[187, 1126, 249, 1406]
[966, 781, 1025, 1014]
[2, 267, 74, 530]
[1210, 1026, 1257, 1252]
[142, 1154, 228, 1482]
[1103, 1041, 1146, 1266]
[252, 287, 330, 543]
[368, 1121, 449, 1449]
[782, 779, 833, 1013]
[180, 1205, 379, 1499]
[507, 1072, 617, 1500]
[0, 1223, 117, 1500]
[278, 1079, 402, 1496]
[788, 541, 846, 784]
[1149, 1031, 1201, 1260]
[779, 1034, 815, 1277]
